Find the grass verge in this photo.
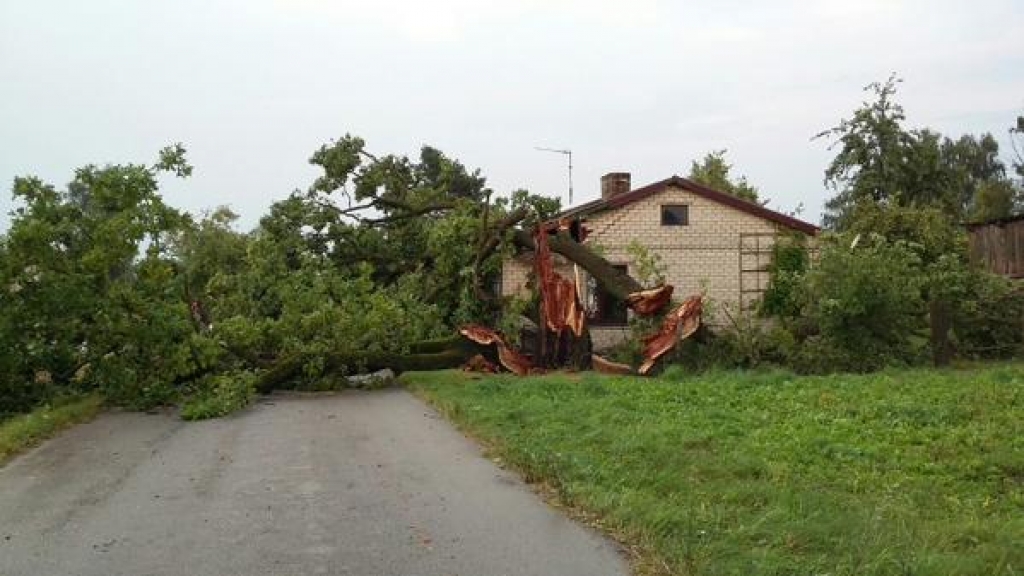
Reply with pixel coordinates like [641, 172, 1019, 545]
[0, 395, 104, 466]
[402, 365, 1024, 576]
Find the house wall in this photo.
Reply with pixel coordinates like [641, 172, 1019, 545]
[502, 184, 801, 351]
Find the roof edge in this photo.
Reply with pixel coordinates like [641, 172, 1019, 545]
[557, 175, 820, 235]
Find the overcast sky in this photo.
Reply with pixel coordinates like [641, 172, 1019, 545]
[2, 0, 1022, 231]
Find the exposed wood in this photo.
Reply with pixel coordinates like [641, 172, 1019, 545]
[968, 217, 1024, 278]
[459, 325, 534, 375]
[512, 229, 644, 300]
[626, 285, 674, 316]
[592, 354, 633, 375]
[639, 295, 703, 375]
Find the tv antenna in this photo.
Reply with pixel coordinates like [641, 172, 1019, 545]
[535, 146, 573, 205]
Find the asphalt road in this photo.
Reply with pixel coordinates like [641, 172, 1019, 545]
[0, 389, 627, 576]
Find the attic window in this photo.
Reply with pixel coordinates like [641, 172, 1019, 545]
[661, 205, 689, 226]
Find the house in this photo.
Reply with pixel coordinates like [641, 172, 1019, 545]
[501, 172, 819, 350]
[967, 214, 1024, 279]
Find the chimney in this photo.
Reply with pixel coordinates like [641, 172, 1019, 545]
[601, 172, 631, 200]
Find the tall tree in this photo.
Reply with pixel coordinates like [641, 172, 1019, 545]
[688, 150, 761, 203]
[818, 75, 1017, 228]
[817, 76, 925, 229]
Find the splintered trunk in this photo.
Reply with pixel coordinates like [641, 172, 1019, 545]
[532, 319, 594, 371]
[512, 229, 643, 301]
[528, 223, 594, 371]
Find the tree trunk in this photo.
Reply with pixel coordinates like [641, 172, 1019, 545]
[255, 344, 474, 394]
[513, 229, 643, 300]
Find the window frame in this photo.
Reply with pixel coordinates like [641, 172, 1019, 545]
[660, 204, 690, 226]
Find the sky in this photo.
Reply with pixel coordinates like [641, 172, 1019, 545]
[1, 0, 1022, 231]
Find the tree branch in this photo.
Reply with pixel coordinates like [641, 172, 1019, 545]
[512, 228, 644, 300]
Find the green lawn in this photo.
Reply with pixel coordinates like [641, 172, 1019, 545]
[402, 366, 1024, 576]
[0, 395, 104, 466]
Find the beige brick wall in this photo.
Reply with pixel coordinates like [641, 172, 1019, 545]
[501, 254, 576, 298]
[501, 257, 533, 297]
[583, 185, 780, 309]
[502, 184, 808, 350]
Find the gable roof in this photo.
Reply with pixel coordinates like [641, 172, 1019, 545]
[559, 176, 820, 235]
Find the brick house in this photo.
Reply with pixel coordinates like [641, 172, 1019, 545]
[501, 173, 819, 350]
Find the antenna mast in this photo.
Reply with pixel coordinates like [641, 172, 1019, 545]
[534, 146, 573, 205]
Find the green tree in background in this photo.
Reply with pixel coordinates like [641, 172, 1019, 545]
[688, 149, 761, 203]
[817, 75, 1018, 228]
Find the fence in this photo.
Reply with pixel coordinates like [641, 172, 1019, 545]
[968, 216, 1024, 278]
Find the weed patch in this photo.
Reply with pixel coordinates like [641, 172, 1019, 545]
[0, 395, 104, 465]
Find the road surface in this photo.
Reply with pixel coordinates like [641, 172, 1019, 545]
[0, 389, 627, 576]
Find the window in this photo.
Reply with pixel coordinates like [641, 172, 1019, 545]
[661, 204, 689, 226]
[588, 265, 629, 326]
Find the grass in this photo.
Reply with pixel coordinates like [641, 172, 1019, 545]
[0, 394, 104, 466]
[402, 365, 1024, 576]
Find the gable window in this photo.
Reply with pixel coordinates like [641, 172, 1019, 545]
[661, 204, 689, 226]
[588, 265, 629, 326]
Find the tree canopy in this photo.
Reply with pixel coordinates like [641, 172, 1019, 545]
[817, 75, 1021, 229]
[687, 150, 761, 203]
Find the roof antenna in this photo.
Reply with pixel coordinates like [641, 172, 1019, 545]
[534, 146, 573, 205]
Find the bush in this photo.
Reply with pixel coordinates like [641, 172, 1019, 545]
[665, 308, 799, 373]
[953, 273, 1024, 359]
[798, 235, 928, 372]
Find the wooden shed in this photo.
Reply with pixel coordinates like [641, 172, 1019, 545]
[968, 215, 1024, 278]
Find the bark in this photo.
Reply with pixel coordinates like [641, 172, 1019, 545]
[512, 229, 643, 300]
[255, 343, 474, 393]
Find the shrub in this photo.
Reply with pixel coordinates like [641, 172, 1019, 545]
[953, 273, 1024, 359]
[666, 307, 799, 373]
[798, 235, 928, 372]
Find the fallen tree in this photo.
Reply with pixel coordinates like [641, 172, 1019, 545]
[205, 136, 703, 391]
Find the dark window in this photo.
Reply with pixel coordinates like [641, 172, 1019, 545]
[661, 204, 689, 226]
[589, 265, 629, 326]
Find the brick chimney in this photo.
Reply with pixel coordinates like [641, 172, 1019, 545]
[600, 172, 631, 200]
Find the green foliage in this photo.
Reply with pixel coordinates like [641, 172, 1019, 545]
[625, 239, 666, 288]
[760, 234, 809, 318]
[209, 245, 446, 385]
[818, 75, 1016, 228]
[509, 188, 561, 224]
[496, 294, 534, 348]
[0, 149, 195, 414]
[0, 394, 104, 464]
[405, 366, 1024, 576]
[843, 202, 964, 265]
[970, 179, 1021, 222]
[180, 371, 256, 421]
[798, 235, 927, 372]
[688, 149, 760, 203]
[951, 272, 1024, 359]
